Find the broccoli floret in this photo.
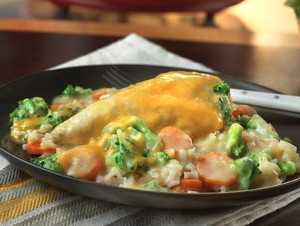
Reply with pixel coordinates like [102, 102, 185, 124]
[155, 152, 169, 164]
[282, 137, 293, 144]
[218, 96, 233, 126]
[247, 149, 272, 162]
[106, 148, 126, 172]
[236, 115, 251, 129]
[227, 123, 245, 157]
[213, 81, 233, 126]
[232, 157, 261, 190]
[42, 103, 82, 127]
[277, 161, 296, 177]
[62, 85, 92, 98]
[106, 130, 144, 173]
[42, 110, 66, 127]
[247, 114, 279, 139]
[128, 116, 162, 155]
[213, 81, 230, 95]
[9, 97, 49, 123]
[141, 181, 168, 192]
[30, 154, 62, 172]
[103, 116, 162, 174]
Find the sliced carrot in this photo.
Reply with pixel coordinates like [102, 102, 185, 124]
[92, 88, 111, 100]
[26, 140, 56, 155]
[196, 153, 238, 186]
[57, 145, 105, 180]
[172, 179, 203, 192]
[158, 126, 193, 151]
[51, 103, 60, 111]
[232, 105, 257, 118]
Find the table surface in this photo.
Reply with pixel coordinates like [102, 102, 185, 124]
[0, 21, 299, 225]
[0, 24, 299, 95]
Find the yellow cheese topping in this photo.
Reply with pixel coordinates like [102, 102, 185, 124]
[51, 71, 224, 146]
[13, 117, 44, 131]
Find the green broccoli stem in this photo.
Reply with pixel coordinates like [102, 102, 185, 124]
[213, 81, 233, 126]
[232, 157, 261, 190]
[236, 115, 251, 129]
[247, 114, 279, 139]
[62, 85, 92, 97]
[141, 181, 168, 192]
[30, 154, 62, 173]
[277, 161, 296, 177]
[227, 123, 245, 158]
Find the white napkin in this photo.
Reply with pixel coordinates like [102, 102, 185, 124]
[1, 33, 299, 226]
[53, 33, 215, 73]
[0, 153, 9, 171]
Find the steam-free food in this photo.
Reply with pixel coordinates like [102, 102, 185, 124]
[8, 71, 300, 193]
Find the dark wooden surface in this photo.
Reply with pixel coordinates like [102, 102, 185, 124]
[0, 30, 299, 225]
[0, 31, 299, 95]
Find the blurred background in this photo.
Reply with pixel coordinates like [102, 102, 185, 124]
[0, 0, 298, 35]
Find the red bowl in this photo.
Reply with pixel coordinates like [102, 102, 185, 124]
[49, 0, 243, 12]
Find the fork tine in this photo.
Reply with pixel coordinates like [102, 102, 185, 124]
[106, 71, 131, 87]
[102, 66, 136, 89]
[102, 73, 124, 89]
[111, 66, 136, 84]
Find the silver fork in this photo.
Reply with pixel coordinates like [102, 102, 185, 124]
[102, 66, 136, 89]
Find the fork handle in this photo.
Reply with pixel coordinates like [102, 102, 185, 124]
[230, 88, 300, 113]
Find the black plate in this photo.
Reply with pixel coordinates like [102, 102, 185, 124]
[0, 65, 299, 209]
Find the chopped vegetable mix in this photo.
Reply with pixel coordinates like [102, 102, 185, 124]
[103, 116, 163, 175]
[8, 75, 299, 194]
[9, 97, 48, 123]
[42, 104, 83, 127]
[30, 154, 62, 172]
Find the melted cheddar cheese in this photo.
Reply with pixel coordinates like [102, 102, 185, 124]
[13, 117, 44, 131]
[51, 71, 224, 146]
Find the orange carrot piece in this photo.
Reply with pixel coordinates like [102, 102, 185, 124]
[26, 140, 56, 155]
[196, 153, 238, 186]
[232, 105, 257, 118]
[51, 103, 60, 111]
[172, 179, 203, 192]
[158, 126, 193, 151]
[57, 145, 105, 180]
[92, 88, 111, 100]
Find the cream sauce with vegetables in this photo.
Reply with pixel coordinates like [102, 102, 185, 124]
[8, 71, 300, 193]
